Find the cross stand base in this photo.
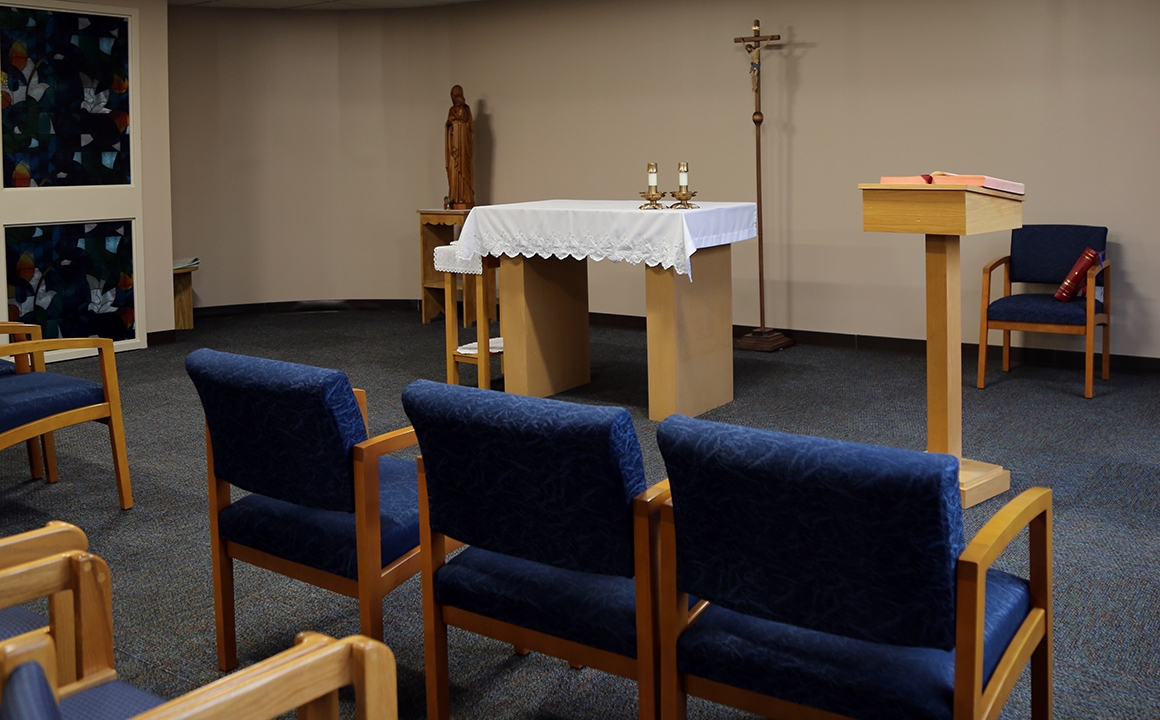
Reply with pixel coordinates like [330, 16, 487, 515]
[734, 327, 794, 352]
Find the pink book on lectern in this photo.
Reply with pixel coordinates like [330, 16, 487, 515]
[877, 171, 1025, 195]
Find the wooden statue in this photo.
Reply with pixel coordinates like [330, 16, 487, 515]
[445, 85, 475, 209]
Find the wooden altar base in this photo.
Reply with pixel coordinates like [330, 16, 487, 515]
[960, 459, 1011, 509]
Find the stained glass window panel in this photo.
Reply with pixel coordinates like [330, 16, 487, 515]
[2, 6, 130, 187]
[6, 220, 134, 340]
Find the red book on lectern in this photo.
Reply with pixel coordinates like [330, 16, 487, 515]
[1054, 247, 1101, 302]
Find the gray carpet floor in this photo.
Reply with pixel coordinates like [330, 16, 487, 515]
[1, 307, 1157, 719]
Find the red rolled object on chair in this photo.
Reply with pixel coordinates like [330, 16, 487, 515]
[1054, 247, 1101, 302]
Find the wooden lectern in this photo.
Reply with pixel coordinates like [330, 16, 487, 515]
[859, 183, 1023, 507]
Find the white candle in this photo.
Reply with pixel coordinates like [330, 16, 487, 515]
[678, 162, 689, 187]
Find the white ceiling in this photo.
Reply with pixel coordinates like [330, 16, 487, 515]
[168, 0, 482, 10]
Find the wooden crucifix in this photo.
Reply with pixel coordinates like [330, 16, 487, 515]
[734, 20, 794, 352]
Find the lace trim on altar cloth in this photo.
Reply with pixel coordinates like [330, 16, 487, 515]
[433, 242, 483, 275]
[456, 229, 691, 275]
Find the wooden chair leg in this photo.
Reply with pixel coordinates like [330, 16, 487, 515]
[1102, 323, 1111, 380]
[1030, 626, 1054, 719]
[423, 594, 450, 720]
[25, 437, 45, 480]
[212, 538, 238, 671]
[512, 645, 530, 656]
[358, 588, 384, 643]
[107, 415, 133, 509]
[1002, 330, 1011, 372]
[977, 325, 988, 389]
[298, 690, 339, 720]
[1084, 327, 1095, 398]
[42, 431, 59, 483]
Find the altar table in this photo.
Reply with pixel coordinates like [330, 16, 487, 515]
[456, 200, 757, 421]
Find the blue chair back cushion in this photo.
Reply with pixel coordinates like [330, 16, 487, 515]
[0, 663, 61, 720]
[217, 456, 419, 579]
[677, 570, 1030, 720]
[1009, 224, 1107, 285]
[402, 380, 647, 578]
[435, 546, 639, 658]
[657, 415, 964, 650]
[185, 349, 368, 513]
[987, 294, 1103, 325]
[0, 360, 16, 377]
[0, 373, 105, 434]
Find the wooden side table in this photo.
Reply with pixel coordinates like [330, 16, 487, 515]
[859, 183, 1023, 507]
[173, 266, 198, 330]
[419, 209, 474, 324]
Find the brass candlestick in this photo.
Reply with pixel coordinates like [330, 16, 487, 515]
[640, 162, 667, 209]
[669, 162, 698, 209]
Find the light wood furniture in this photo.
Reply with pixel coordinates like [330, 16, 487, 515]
[0, 522, 88, 688]
[499, 245, 734, 422]
[0, 332, 133, 509]
[445, 256, 501, 389]
[860, 183, 1023, 507]
[419, 209, 495, 326]
[173, 266, 197, 330]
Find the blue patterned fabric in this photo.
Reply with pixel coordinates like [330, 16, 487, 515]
[0, 663, 61, 720]
[0, 360, 16, 377]
[435, 546, 639, 658]
[988, 293, 1103, 325]
[217, 457, 419, 579]
[0, 372, 105, 434]
[185, 349, 368, 513]
[402, 380, 647, 578]
[0, 607, 46, 641]
[657, 414, 963, 650]
[677, 570, 1030, 720]
[1009, 224, 1107, 285]
[58, 681, 164, 720]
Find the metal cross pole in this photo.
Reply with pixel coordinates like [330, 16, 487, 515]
[734, 20, 794, 352]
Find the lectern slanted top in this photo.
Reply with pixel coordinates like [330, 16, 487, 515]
[859, 183, 1024, 507]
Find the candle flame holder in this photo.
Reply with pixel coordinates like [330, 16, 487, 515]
[640, 187, 667, 210]
[669, 187, 698, 210]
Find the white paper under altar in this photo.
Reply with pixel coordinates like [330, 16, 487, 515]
[455, 199, 757, 278]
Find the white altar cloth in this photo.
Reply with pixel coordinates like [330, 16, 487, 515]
[456, 200, 757, 278]
[432, 242, 482, 275]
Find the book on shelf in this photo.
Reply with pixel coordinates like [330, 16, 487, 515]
[877, 171, 1024, 195]
[173, 257, 200, 270]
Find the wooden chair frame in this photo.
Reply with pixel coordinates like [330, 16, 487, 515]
[0, 327, 133, 508]
[1, 630, 398, 720]
[978, 255, 1111, 398]
[0, 551, 116, 703]
[658, 488, 1053, 720]
[208, 388, 421, 671]
[444, 256, 501, 389]
[0, 522, 89, 687]
[419, 458, 670, 720]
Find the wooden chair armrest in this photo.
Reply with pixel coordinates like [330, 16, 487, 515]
[633, 479, 671, 517]
[0, 523, 88, 571]
[1088, 258, 1111, 280]
[959, 488, 1052, 573]
[352, 426, 418, 465]
[0, 337, 113, 358]
[133, 634, 396, 720]
[0, 323, 42, 343]
[981, 255, 1010, 275]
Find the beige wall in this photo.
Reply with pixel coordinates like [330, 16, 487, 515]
[168, 6, 449, 306]
[168, 0, 1160, 358]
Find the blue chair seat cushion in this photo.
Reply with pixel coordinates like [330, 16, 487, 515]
[677, 569, 1030, 720]
[1, 662, 62, 720]
[988, 293, 1103, 326]
[0, 360, 16, 377]
[59, 680, 165, 720]
[435, 546, 639, 659]
[0, 373, 105, 434]
[218, 456, 419, 580]
[0, 606, 47, 641]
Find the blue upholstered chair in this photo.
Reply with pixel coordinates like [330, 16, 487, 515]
[401, 380, 669, 720]
[0, 551, 164, 720]
[0, 626, 397, 720]
[185, 349, 424, 671]
[656, 415, 1053, 720]
[0, 523, 89, 689]
[978, 224, 1111, 398]
[0, 323, 133, 509]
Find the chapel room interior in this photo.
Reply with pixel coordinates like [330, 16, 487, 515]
[1, 0, 1158, 719]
